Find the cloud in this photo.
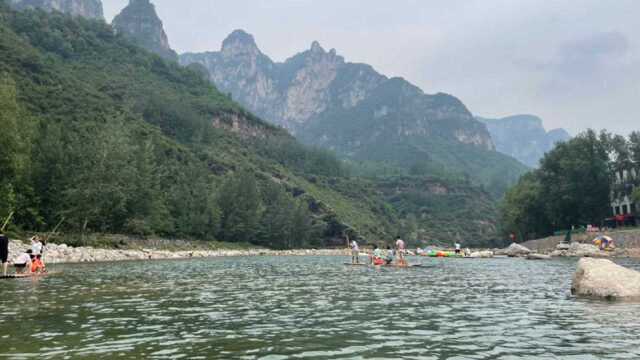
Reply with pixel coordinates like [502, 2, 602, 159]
[536, 32, 631, 96]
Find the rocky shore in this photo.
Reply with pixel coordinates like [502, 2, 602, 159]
[7, 240, 349, 265]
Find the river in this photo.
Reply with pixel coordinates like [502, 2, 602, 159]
[1, 256, 640, 359]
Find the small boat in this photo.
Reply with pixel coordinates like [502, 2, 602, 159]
[420, 250, 464, 258]
[343, 263, 424, 268]
[0, 272, 58, 280]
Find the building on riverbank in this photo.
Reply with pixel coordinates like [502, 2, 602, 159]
[611, 169, 637, 217]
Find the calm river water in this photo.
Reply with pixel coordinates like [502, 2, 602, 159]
[1, 256, 640, 359]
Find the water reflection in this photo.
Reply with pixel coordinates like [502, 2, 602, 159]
[0, 256, 639, 359]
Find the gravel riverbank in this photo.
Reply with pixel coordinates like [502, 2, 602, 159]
[6, 240, 349, 264]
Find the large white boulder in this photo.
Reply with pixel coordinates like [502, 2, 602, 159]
[572, 258, 640, 300]
[497, 243, 531, 257]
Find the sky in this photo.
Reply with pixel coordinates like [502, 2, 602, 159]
[103, 0, 640, 135]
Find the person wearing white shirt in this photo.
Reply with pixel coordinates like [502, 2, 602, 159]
[350, 240, 360, 264]
[31, 236, 43, 256]
[13, 250, 32, 274]
[395, 236, 406, 265]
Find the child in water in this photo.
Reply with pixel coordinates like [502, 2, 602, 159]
[371, 245, 384, 265]
[385, 245, 395, 265]
[30, 254, 46, 274]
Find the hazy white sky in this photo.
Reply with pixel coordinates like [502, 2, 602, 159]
[103, 0, 640, 135]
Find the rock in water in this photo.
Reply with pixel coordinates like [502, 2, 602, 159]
[469, 251, 494, 258]
[572, 258, 640, 300]
[497, 243, 531, 257]
[112, 0, 178, 61]
[10, 0, 104, 19]
[526, 253, 551, 260]
[551, 242, 606, 257]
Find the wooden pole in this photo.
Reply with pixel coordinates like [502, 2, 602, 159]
[1, 211, 14, 233]
[46, 217, 66, 242]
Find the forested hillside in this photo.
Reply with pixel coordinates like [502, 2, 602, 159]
[0, 3, 407, 248]
[0, 3, 508, 247]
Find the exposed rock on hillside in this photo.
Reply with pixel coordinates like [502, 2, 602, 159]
[572, 258, 640, 300]
[9, 0, 103, 19]
[112, 0, 177, 61]
[478, 114, 571, 168]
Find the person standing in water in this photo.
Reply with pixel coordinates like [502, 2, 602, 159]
[395, 236, 406, 266]
[350, 239, 360, 264]
[31, 236, 43, 256]
[0, 231, 8, 276]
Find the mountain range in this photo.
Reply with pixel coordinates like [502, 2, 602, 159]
[479, 115, 571, 167]
[180, 30, 530, 195]
[2, 0, 574, 246]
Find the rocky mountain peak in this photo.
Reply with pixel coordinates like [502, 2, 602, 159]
[112, 0, 177, 61]
[223, 30, 257, 48]
[306, 41, 340, 60]
[9, 0, 104, 19]
[310, 41, 323, 53]
[479, 114, 571, 167]
[221, 29, 261, 57]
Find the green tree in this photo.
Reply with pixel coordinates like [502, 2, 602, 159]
[126, 138, 172, 236]
[217, 170, 260, 243]
[538, 130, 611, 230]
[62, 118, 138, 232]
[500, 130, 611, 240]
[629, 132, 640, 179]
[0, 76, 19, 219]
[499, 173, 548, 240]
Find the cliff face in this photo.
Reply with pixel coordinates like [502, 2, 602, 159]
[479, 115, 571, 168]
[112, 0, 177, 61]
[10, 0, 104, 19]
[181, 32, 494, 148]
[180, 30, 506, 181]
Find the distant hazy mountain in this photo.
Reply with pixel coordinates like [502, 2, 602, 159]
[478, 115, 571, 168]
[181, 30, 527, 193]
[112, 0, 177, 61]
[9, 0, 103, 19]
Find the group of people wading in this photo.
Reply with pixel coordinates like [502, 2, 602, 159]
[350, 236, 407, 267]
[0, 234, 47, 277]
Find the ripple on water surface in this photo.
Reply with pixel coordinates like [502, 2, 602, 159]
[1, 256, 640, 359]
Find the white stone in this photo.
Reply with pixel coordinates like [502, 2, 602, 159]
[469, 251, 494, 258]
[572, 258, 640, 300]
[526, 253, 552, 260]
[497, 243, 531, 257]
